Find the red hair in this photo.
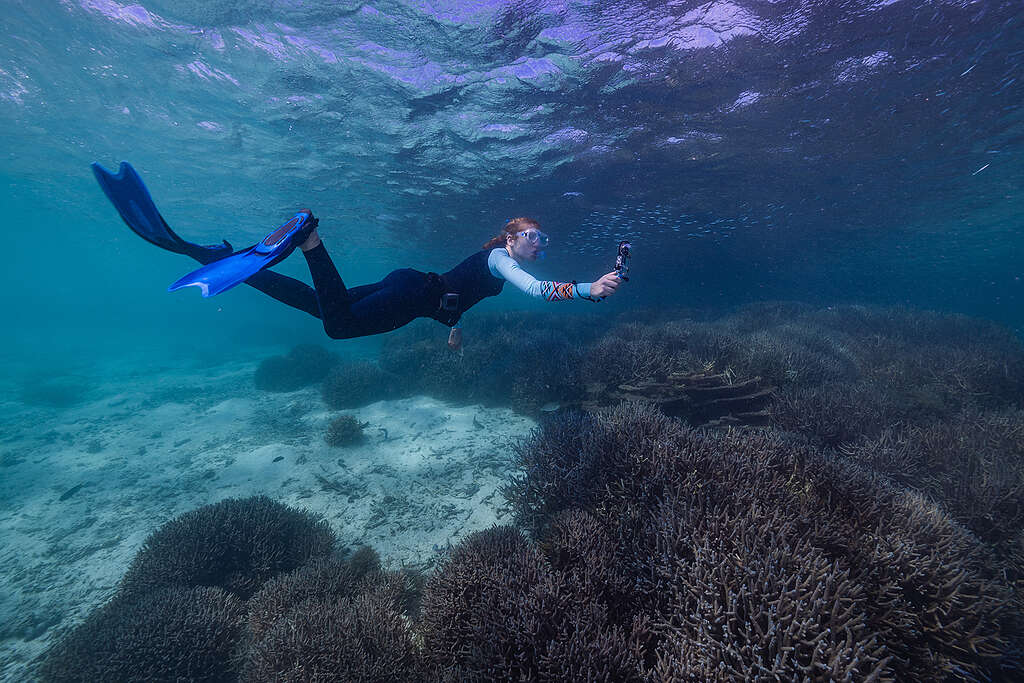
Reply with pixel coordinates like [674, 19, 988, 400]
[482, 217, 541, 251]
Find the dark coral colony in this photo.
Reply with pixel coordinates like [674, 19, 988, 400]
[37, 304, 1024, 681]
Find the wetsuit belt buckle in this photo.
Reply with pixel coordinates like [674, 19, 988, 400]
[440, 292, 459, 312]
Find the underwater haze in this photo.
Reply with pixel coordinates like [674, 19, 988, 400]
[2, 0, 1024, 681]
[1, 0, 1021, 343]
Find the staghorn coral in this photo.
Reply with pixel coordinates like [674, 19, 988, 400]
[580, 321, 701, 388]
[242, 544, 428, 682]
[839, 408, 1024, 588]
[503, 406, 679, 535]
[241, 571, 423, 682]
[717, 301, 820, 334]
[37, 587, 245, 683]
[643, 502, 886, 680]
[539, 509, 634, 623]
[245, 547, 385, 639]
[325, 414, 366, 447]
[321, 361, 402, 409]
[496, 404, 1020, 681]
[347, 545, 383, 578]
[119, 495, 336, 600]
[418, 525, 643, 682]
[808, 304, 1023, 354]
[419, 525, 555, 677]
[769, 381, 906, 447]
[727, 324, 860, 388]
[36, 500, 437, 682]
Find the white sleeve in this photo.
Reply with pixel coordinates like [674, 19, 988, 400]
[487, 249, 593, 301]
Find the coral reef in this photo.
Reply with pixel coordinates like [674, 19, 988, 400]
[243, 571, 421, 682]
[379, 313, 599, 411]
[375, 303, 1017, 428]
[761, 305, 1024, 447]
[321, 361, 402, 409]
[118, 495, 335, 600]
[254, 343, 338, 392]
[38, 587, 245, 682]
[838, 407, 1024, 585]
[503, 407, 679, 534]
[242, 548, 422, 682]
[490, 403, 1020, 681]
[579, 321, 700, 388]
[245, 548, 383, 639]
[770, 381, 905, 447]
[325, 414, 366, 447]
[367, 305, 1024, 678]
[33, 304, 1024, 681]
[418, 526, 643, 682]
[35, 499, 420, 683]
[609, 371, 774, 426]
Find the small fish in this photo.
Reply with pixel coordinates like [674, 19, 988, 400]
[272, 456, 284, 463]
[59, 483, 89, 501]
[540, 402, 561, 412]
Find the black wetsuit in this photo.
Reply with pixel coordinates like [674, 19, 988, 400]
[242, 244, 504, 339]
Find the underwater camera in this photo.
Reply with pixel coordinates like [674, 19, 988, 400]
[615, 240, 631, 281]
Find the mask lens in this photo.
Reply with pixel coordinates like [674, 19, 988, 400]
[521, 230, 549, 246]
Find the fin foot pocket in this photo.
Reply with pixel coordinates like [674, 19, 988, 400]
[168, 210, 317, 298]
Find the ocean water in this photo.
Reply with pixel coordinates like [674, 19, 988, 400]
[1, 1, 1023, 680]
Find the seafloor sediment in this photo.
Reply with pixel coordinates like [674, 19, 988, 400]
[0, 354, 531, 679]
[5, 303, 1024, 681]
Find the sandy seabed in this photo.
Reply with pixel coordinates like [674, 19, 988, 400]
[0, 355, 534, 679]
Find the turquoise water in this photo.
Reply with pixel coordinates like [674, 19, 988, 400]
[2, 1, 1023, 680]
[1, 0, 1021, 356]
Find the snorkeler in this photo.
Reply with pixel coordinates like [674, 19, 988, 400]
[92, 161, 622, 350]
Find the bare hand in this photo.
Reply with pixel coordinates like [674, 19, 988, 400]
[448, 327, 463, 351]
[590, 271, 622, 298]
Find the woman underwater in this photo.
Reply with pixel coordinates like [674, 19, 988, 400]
[92, 162, 622, 350]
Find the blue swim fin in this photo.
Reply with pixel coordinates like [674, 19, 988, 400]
[91, 161, 232, 264]
[168, 210, 317, 297]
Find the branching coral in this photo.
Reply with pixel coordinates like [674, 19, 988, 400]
[540, 509, 633, 617]
[36, 499, 428, 683]
[504, 405, 680, 535]
[770, 381, 906, 447]
[247, 557, 365, 640]
[242, 571, 422, 682]
[839, 407, 1024, 592]
[580, 321, 701, 387]
[644, 503, 886, 680]
[39, 304, 1024, 682]
[418, 525, 643, 682]
[118, 495, 336, 600]
[380, 316, 586, 411]
[495, 404, 1020, 681]
[37, 587, 245, 682]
